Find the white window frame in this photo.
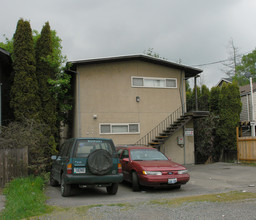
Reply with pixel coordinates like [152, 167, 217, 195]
[99, 123, 140, 134]
[131, 76, 177, 88]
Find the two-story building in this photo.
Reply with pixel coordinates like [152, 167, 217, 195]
[0, 48, 12, 126]
[68, 54, 203, 164]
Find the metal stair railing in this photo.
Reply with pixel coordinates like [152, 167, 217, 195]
[135, 105, 185, 146]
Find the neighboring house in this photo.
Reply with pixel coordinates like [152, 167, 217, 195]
[0, 48, 12, 126]
[216, 78, 232, 87]
[68, 54, 204, 164]
[240, 82, 256, 123]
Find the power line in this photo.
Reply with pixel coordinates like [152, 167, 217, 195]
[191, 49, 254, 67]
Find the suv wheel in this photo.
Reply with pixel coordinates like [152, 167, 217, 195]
[132, 172, 140, 191]
[88, 149, 113, 175]
[106, 183, 118, 195]
[61, 174, 71, 197]
[50, 170, 59, 187]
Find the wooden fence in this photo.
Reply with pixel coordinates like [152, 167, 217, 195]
[0, 147, 28, 187]
[236, 127, 256, 162]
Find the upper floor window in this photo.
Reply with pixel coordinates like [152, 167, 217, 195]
[131, 77, 177, 88]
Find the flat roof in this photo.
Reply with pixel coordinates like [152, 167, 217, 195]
[69, 54, 202, 78]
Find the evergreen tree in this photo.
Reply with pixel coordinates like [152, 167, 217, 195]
[10, 19, 41, 121]
[209, 86, 221, 115]
[216, 83, 242, 160]
[35, 22, 57, 138]
[199, 85, 210, 111]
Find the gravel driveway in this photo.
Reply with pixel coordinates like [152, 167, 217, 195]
[7, 162, 256, 219]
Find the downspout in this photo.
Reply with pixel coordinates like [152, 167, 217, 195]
[77, 71, 81, 137]
[0, 83, 2, 128]
[180, 70, 186, 164]
[69, 69, 81, 137]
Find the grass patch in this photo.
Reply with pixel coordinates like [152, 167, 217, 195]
[0, 176, 52, 220]
[149, 191, 256, 207]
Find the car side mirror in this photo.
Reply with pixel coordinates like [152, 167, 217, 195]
[123, 158, 129, 162]
[51, 155, 57, 160]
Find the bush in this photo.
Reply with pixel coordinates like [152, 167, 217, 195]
[0, 119, 53, 175]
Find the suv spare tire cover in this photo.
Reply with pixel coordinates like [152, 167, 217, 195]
[87, 149, 113, 175]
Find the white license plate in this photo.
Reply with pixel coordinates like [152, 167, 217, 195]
[168, 178, 177, 184]
[74, 167, 86, 174]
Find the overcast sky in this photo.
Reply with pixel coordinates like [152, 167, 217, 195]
[1, 0, 256, 87]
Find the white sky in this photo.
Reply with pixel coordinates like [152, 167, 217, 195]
[1, 0, 256, 87]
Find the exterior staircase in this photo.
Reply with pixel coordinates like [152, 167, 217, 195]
[135, 105, 208, 149]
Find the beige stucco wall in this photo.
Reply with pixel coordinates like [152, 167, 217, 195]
[161, 120, 194, 165]
[72, 59, 193, 164]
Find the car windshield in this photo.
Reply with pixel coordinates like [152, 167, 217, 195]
[130, 149, 168, 161]
[75, 139, 114, 158]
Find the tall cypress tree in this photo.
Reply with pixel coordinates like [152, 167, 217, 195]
[10, 19, 41, 121]
[35, 22, 57, 145]
[217, 83, 242, 160]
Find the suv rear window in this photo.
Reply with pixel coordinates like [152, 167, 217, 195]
[75, 139, 114, 158]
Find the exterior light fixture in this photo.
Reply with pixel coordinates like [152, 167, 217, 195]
[136, 96, 140, 102]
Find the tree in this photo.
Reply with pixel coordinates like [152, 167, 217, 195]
[222, 39, 241, 77]
[10, 19, 41, 121]
[233, 49, 256, 85]
[143, 48, 167, 60]
[35, 22, 57, 135]
[209, 86, 221, 115]
[216, 83, 242, 160]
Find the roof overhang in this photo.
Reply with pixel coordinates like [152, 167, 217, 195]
[69, 54, 202, 78]
[0, 48, 12, 65]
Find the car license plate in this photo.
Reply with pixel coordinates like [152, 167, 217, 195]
[168, 178, 177, 184]
[74, 167, 86, 174]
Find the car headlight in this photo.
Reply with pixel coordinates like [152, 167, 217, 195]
[178, 169, 188, 174]
[143, 171, 162, 175]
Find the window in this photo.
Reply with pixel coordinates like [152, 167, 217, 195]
[75, 139, 114, 157]
[121, 150, 129, 159]
[100, 123, 140, 134]
[132, 77, 177, 88]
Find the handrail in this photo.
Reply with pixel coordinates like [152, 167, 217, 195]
[135, 105, 184, 146]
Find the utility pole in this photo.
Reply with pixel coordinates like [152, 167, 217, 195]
[250, 77, 255, 136]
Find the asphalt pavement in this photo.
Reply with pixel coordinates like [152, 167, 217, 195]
[45, 162, 256, 207]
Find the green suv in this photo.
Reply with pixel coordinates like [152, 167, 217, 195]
[50, 138, 123, 197]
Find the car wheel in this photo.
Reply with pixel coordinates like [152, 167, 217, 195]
[106, 183, 118, 195]
[132, 172, 140, 191]
[88, 149, 113, 175]
[174, 185, 181, 189]
[61, 174, 71, 197]
[49, 170, 59, 187]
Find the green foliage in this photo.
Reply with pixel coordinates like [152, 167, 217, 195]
[187, 82, 242, 163]
[0, 119, 50, 174]
[143, 48, 167, 60]
[233, 49, 256, 85]
[1, 176, 49, 220]
[35, 22, 58, 147]
[0, 35, 13, 55]
[10, 19, 41, 121]
[194, 113, 219, 162]
[216, 83, 241, 156]
[209, 86, 221, 115]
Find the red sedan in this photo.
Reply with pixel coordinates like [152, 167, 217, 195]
[116, 146, 190, 191]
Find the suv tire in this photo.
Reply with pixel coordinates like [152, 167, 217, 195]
[106, 183, 118, 195]
[61, 174, 71, 197]
[88, 149, 113, 175]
